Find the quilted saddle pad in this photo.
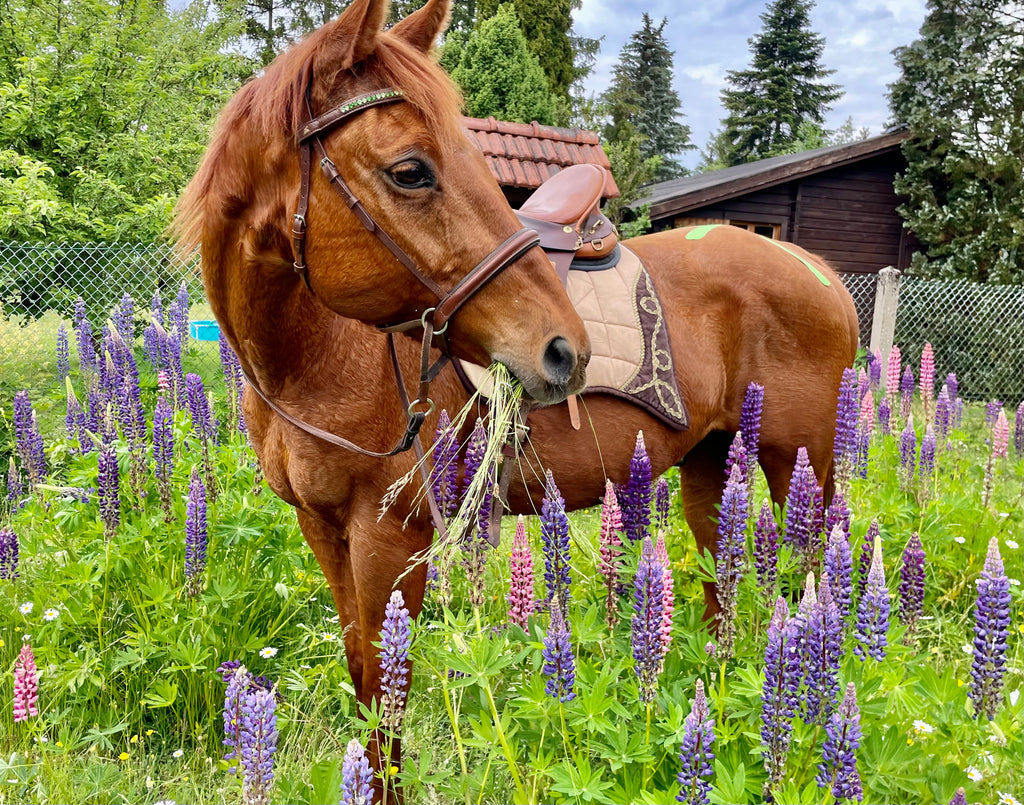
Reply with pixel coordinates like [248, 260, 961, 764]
[458, 245, 689, 430]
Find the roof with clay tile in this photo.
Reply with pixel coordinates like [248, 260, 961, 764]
[461, 116, 620, 199]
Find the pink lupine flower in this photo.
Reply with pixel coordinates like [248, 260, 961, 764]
[656, 533, 675, 662]
[599, 479, 624, 628]
[13, 642, 39, 722]
[993, 410, 1009, 459]
[508, 516, 534, 630]
[860, 392, 875, 436]
[886, 345, 902, 398]
[919, 343, 935, 405]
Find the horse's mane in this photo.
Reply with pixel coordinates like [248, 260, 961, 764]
[173, 21, 463, 255]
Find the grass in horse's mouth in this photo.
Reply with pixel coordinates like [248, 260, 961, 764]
[381, 362, 525, 577]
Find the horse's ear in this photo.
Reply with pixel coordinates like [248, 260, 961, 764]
[389, 0, 451, 52]
[330, 0, 390, 67]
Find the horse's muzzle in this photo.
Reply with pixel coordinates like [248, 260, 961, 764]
[506, 337, 589, 405]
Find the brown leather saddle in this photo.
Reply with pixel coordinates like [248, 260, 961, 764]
[514, 164, 618, 283]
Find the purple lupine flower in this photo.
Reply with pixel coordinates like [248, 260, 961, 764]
[753, 499, 779, 599]
[185, 468, 207, 595]
[715, 463, 748, 658]
[217, 660, 244, 683]
[740, 382, 764, 480]
[542, 598, 576, 702]
[898, 420, 916, 489]
[970, 538, 1011, 720]
[854, 535, 889, 662]
[150, 289, 164, 326]
[799, 573, 843, 725]
[945, 373, 962, 427]
[621, 431, 652, 543]
[83, 376, 103, 448]
[824, 492, 850, 553]
[949, 788, 967, 805]
[632, 536, 665, 703]
[1015, 401, 1024, 457]
[56, 323, 70, 382]
[114, 292, 135, 346]
[833, 367, 859, 490]
[143, 319, 163, 370]
[508, 516, 534, 630]
[164, 329, 185, 408]
[118, 349, 146, 447]
[239, 684, 278, 805]
[153, 395, 174, 482]
[783, 448, 817, 558]
[898, 532, 925, 635]
[223, 665, 252, 773]
[992, 410, 1009, 459]
[919, 426, 936, 484]
[877, 395, 891, 436]
[340, 739, 374, 805]
[867, 350, 881, 390]
[173, 281, 190, 341]
[676, 678, 715, 805]
[934, 387, 952, 444]
[0, 527, 18, 580]
[599, 479, 624, 629]
[824, 524, 853, 626]
[379, 589, 412, 732]
[655, 477, 671, 532]
[985, 400, 1003, 427]
[855, 391, 873, 479]
[816, 682, 863, 803]
[6, 458, 24, 512]
[919, 343, 934, 405]
[13, 642, 39, 722]
[856, 521, 879, 603]
[886, 345, 902, 398]
[899, 366, 914, 421]
[761, 596, 802, 796]
[430, 410, 460, 521]
[724, 430, 747, 486]
[857, 368, 869, 403]
[12, 391, 47, 486]
[540, 470, 571, 612]
[98, 441, 120, 539]
[73, 297, 95, 374]
[185, 373, 218, 444]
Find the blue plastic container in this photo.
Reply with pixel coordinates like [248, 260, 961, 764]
[189, 320, 221, 341]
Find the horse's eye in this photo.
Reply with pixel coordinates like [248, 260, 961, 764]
[388, 160, 435, 190]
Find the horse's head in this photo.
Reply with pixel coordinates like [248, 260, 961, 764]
[178, 0, 588, 404]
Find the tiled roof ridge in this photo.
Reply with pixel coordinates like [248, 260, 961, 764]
[462, 116, 602, 145]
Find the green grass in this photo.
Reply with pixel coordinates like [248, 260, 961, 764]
[0, 335, 1021, 805]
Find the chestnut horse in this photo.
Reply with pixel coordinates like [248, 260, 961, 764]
[175, 0, 858, 787]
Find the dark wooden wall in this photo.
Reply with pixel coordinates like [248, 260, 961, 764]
[652, 151, 917, 275]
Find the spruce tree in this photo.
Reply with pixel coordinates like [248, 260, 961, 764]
[718, 0, 841, 165]
[889, 0, 1023, 283]
[449, 3, 553, 124]
[601, 14, 692, 181]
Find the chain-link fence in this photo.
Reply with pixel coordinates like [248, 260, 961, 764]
[840, 272, 1024, 403]
[2, 242, 1022, 403]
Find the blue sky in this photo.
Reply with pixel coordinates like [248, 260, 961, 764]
[572, 0, 929, 168]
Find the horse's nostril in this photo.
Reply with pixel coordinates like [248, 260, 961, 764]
[542, 336, 576, 386]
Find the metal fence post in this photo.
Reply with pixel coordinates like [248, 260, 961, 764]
[868, 266, 902, 359]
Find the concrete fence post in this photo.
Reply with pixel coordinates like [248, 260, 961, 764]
[869, 266, 902, 359]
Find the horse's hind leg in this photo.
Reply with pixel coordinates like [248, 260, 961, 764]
[678, 430, 733, 623]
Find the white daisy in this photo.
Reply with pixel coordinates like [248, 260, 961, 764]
[1006, 539, 1020, 550]
[1009, 688, 1020, 707]
[954, 536, 966, 544]
[259, 646, 278, 658]
[18, 602, 33, 615]
[321, 632, 337, 642]
[962, 644, 974, 654]
[912, 719, 934, 734]
[173, 748, 184, 758]
[43, 608, 59, 621]
[998, 793, 1022, 805]
[966, 765, 983, 782]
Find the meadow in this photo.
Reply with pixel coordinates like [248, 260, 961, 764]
[0, 298, 1021, 805]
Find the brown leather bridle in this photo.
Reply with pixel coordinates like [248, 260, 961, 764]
[240, 83, 541, 533]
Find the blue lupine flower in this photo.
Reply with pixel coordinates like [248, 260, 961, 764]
[854, 535, 889, 662]
[541, 470, 571, 611]
[239, 684, 278, 805]
[898, 532, 926, 634]
[676, 678, 715, 805]
[185, 468, 207, 594]
[724, 430, 747, 485]
[753, 499, 779, 599]
[740, 382, 764, 481]
[898, 420, 916, 489]
[761, 596, 802, 796]
[833, 367, 859, 488]
[379, 590, 413, 732]
[430, 410, 460, 521]
[632, 537, 665, 703]
[56, 323, 70, 382]
[223, 665, 251, 774]
[816, 682, 863, 803]
[970, 538, 1011, 720]
[919, 426, 936, 484]
[340, 739, 374, 805]
[0, 527, 19, 580]
[783, 448, 816, 559]
[621, 431, 652, 542]
[856, 521, 879, 603]
[798, 573, 842, 725]
[877, 395, 891, 436]
[114, 292, 135, 346]
[98, 441, 120, 540]
[715, 463, 748, 658]
[543, 597, 576, 702]
[12, 391, 47, 486]
[823, 525, 853, 627]
[185, 373, 218, 444]
[655, 476, 671, 532]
